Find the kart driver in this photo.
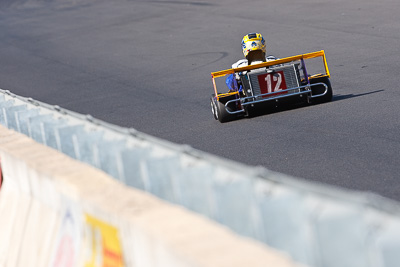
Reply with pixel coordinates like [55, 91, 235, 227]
[226, 32, 277, 92]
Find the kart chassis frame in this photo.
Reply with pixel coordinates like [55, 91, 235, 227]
[211, 50, 331, 115]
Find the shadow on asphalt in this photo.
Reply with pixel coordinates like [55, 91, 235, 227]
[332, 89, 384, 102]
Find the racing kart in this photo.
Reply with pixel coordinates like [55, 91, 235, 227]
[210, 50, 333, 123]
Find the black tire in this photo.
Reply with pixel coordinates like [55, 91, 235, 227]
[310, 76, 333, 104]
[210, 96, 218, 120]
[215, 98, 235, 123]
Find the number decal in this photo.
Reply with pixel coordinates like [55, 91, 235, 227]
[265, 73, 272, 93]
[265, 73, 283, 93]
[274, 73, 282, 92]
[258, 71, 288, 96]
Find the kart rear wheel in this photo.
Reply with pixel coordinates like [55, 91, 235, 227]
[210, 96, 218, 120]
[310, 76, 333, 104]
[211, 94, 237, 123]
[216, 100, 235, 123]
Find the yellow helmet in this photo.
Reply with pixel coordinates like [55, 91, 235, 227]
[241, 33, 266, 58]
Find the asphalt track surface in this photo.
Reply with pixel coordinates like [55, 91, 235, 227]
[1, 0, 400, 200]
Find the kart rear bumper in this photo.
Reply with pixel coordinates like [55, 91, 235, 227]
[224, 82, 328, 115]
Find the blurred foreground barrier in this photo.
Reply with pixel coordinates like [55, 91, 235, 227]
[1, 89, 400, 267]
[0, 125, 301, 267]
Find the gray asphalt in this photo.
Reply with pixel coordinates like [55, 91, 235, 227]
[1, 0, 400, 200]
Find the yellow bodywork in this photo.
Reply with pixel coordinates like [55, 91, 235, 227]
[211, 50, 330, 98]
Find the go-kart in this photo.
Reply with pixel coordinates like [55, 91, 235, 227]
[210, 50, 333, 123]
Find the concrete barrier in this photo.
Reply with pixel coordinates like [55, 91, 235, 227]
[0, 125, 302, 267]
[2, 89, 400, 267]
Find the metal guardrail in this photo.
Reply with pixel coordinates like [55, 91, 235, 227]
[1, 88, 400, 267]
